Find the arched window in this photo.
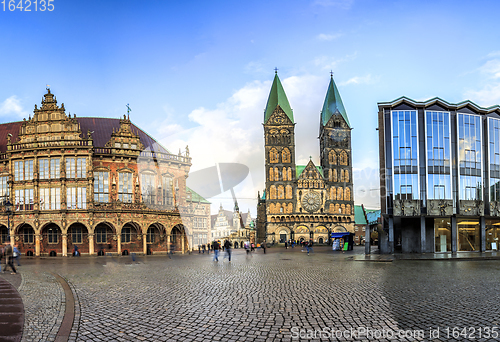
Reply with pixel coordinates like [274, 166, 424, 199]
[333, 169, 338, 182]
[286, 185, 292, 199]
[278, 185, 284, 199]
[288, 203, 293, 213]
[340, 151, 348, 166]
[268, 203, 275, 214]
[341, 204, 346, 214]
[274, 167, 279, 181]
[329, 150, 337, 165]
[335, 203, 340, 214]
[345, 188, 351, 201]
[288, 167, 292, 180]
[275, 202, 281, 213]
[329, 203, 335, 213]
[330, 187, 336, 200]
[282, 167, 287, 181]
[269, 148, 279, 163]
[340, 169, 345, 182]
[337, 187, 343, 201]
[346, 204, 351, 215]
[269, 168, 274, 181]
[282, 148, 291, 163]
[344, 170, 349, 182]
[270, 185, 277, 199]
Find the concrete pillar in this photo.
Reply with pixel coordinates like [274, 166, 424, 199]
[88, 234, 94, 255]
[117, 235, 121, 255]
[62, 234, 67, 257]
[388, 216, 394, 254]
[480, 216, 486, 252]
[35, 234, 41, 256]
[364, 224, 370, 255]
[167, 235, 171, 253]
[451, 215, 457, 253]
[420, 216, 426, 253]
[143, 234, 147, 255]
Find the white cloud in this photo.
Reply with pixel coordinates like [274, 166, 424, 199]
[464, 54, 500, 106]
[317, 33, 342, 41]
[313, 52, 357, 71]
[339, 74, 374, 86]
[0, 96, 27, 119]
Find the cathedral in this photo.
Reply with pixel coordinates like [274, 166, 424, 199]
[258, 72, 354, 244]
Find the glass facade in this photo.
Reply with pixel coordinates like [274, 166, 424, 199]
[489, 118, 500, 202]
[434, 218, 451, 252]
[426, 111, 451, 199]
[485, 219, 500, 251]
[392, 110, 419, 200]
[457, 219, 480, 251]
[458, 113, 482, 200]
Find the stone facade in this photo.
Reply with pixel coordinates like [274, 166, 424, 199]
[259, 74, 354, 245]
[0, 89, 200, 256]
[210, 203, 252, 247]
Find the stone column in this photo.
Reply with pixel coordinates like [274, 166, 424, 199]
[117, 234, 121, 255]
[62, 234, 67, 257]
[88, 234, 94, 255]
[451, 215, 457, 253]
[35, 234, 41, 256]
[167, 235, 170, 253]
[480, 216, 486, 252]
[143, 234, 147, 255]
[420, 216, 426, 253]
[388, 216, 394, 254]
[181, 234, 185, 254]
[10, 231, 15, 247]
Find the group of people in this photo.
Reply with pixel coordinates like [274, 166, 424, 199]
[283, 239, 314, 255]
[1, 242, 20, 274]
[212, 239, 232, 262]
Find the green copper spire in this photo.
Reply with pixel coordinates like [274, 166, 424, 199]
[264, 72, 294, 123]
[321, 75, 350, 128]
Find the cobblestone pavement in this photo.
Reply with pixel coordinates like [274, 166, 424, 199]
[7, 247, 500, 341]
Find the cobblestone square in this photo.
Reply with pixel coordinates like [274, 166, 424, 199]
[3, 247, 500, 341]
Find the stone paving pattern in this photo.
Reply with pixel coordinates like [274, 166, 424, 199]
[4, 247, 500, 341]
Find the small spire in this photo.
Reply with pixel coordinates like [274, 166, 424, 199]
[274, 67, 278, 74]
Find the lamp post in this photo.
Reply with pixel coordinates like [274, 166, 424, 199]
[5, 200, 12, 243]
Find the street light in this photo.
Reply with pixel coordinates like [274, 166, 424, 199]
[5, 200, 12, 241]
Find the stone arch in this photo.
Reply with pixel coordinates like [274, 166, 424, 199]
[274, 225, 291, 243]
[0, 224, 9, 244]
[170, 224, 188, 253]
[333, 225, 347, 232]
[269, 148, 279, 163]
[67, 222, 89, 254]
[15, 223, 35, 255]
[329, 150, 337, 165]
[339, 150, 348, 165]
[146, 223, 167, 254]
[94, 222, 117, 255]
[41, 222, 63, 256]
[282, 148, 291, 163]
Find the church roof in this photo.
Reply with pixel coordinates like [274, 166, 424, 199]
[321, 76, 350, 128]
[354, 205, 379, 225]
[296, 164, 324, 178]
[264, 73, 294, 124]
[0, 117, 170, 154]
[186, 187, 211, 204]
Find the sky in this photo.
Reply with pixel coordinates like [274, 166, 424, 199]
[2, 0, 500, 216]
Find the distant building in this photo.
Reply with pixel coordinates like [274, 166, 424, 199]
[353, 205, 380, 245]
[186, 187, 211, 247]
[211, 202, 252, 247]
[378, 97, 500, 253]
[257, 72, 354, 245]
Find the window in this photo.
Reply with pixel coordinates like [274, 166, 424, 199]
[71, 226, 82, 244]
[15, 188, 34, 211]
[66, 158, 86, 178]
[14, 160, 34, 181]
[95, 227, 107, 244]
[458, 113, 482, 200]
[141, 173, 156, 205]
[392, 110, 419, 200]
[50, 158, 60, 179]
[162, 175, 173, 206]
[121, 227, 131, 243]
[0, 227, 8, 244]
[48, 227, 58, 244]
[39, 159, 50, 179]
[0, 176, 9, 204]
[66, 158, 76, 178]
[23, 227, 34, 244]
[94, 172, 109, 203]
[67, 187, 86, 209]
[118, 172, 133, 203]
[489, 118, 500, 201]
[40, 188, 60, 210]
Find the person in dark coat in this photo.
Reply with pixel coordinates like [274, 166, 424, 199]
[223, 240, 232, 262]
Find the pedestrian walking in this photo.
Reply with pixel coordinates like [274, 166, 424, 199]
[223, 240, 232, 262]
[168, 242, 174, 259]
[73, 245, 80, 257]
[4, 242, 17, 274]
[262, 242, 266, 254]
[251, 243, 255, 252]
[202, 244, 206, 254]
[285, 241, 288, 249]
[13, 245, 21, 266]
[307, 240, 313, 255]
[213, 240, 220, 261]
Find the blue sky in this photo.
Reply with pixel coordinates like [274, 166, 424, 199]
[2, 0, 500, 214]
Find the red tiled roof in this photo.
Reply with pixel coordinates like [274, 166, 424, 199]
[0, 117, 169, 154]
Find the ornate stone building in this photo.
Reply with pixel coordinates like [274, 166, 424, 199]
[186, 187, 211, 247]
[211, 202, 252, 248]
[0, 89, 200, 256]
[258, 73, 354, 244]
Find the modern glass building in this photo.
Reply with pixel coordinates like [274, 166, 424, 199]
[378, 97, 500, 253]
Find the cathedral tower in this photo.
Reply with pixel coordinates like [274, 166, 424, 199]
[263, 72, 296, 216]
[319, 76, 354, 220]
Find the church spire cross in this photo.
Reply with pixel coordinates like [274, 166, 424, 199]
[274, 67, 278, 74]
[330, 70, 333, 78]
